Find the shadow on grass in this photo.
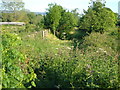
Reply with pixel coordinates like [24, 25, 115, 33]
[33, 59, 87, 88]
[34, 62, 72, 88]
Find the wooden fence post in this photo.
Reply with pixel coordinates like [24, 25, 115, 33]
[48, 29, 50, 33]
[42, 30, 45, 39]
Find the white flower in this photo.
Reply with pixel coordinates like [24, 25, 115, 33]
[28, 35, 30, 37]
[67, 47, 71, 50]
[103, 51, 107, 53]
[14, 33, 18, 35]
[86, 64, 91, 69]
[17, 37, 21, 40]
[71, 46, 74, 48]
[99, 48, 104, 51]
[63, 32, 66, 34]
[35, 31, 38, 34]
[98, 48, 107, 53]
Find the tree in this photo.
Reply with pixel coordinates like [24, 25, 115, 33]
[2, 13, 14, 22]
[1, 0, 26, 22]
[27, 12, 36, 24]
[71, 8, 80, 27]
[44, 3, 79, 39]
[44, 3, 64, 35]
[118, 14, 120, 26]
[1, 0, 24, 12]
[79, 0, 116, 34]
[80, 8, 97, 33]
[16, 10, 29, 23]
[27, 12, 44, 30]
[58, 11, 78, 39]
[34, 15, 44, 30]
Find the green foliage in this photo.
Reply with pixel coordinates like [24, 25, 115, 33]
[58, 11, 78, 39]
[44, 3, 64, 34]
[27, 12, 36, 24]
[79, 0, 116, 33]
[1, 0, 24, 12]
[2, 25, 119, 88]
[1, 0, 30, 23]
[34, 44, 119, 88]
[2, 13, 14, 22]
[1, 1, 119, 89]
[27, 12, 44, 26]
[44, 4, 79, 39]
[79, 32, 118, 54]
[2, 10, 30, 23]
[2, 32, 36, 88]
[71, 8, 80, 26]
[34, 32, 119, 88]
[15, 10, 29, 23]
[117, 14, 120, 26]
[2, 33, 24, 88]
[25, 24, 35, 32]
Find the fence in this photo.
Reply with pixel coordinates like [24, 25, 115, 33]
[26, 29, 50, 39]
[42, 29, 50, 39]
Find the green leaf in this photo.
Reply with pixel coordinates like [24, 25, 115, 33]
[31, 81, 36, 87]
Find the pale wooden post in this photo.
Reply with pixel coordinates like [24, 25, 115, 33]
[42, 30, 45, 39]
[48, 29, 50, 33]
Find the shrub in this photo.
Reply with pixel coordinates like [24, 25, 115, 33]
[2, 33, 36, 88]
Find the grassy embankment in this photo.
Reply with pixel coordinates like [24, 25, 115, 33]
[2, 25, 119, 88]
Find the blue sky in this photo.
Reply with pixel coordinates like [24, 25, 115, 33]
[23, 0, 119, 13]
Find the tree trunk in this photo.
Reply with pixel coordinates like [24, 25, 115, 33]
[54, 30, 55, 36]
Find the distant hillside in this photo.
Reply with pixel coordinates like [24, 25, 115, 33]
[1, 10, 46, 15]
[33, 12, 46, 15]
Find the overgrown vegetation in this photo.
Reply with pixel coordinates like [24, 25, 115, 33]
[1, 0, 120, 89]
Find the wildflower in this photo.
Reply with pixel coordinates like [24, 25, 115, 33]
[103, 50, 107, 53]
[17, 36, 21, 40]
[28, 35, 30, 37]
[67, 47, 71, 50]
[86, 64, 91, 69]
[71, 46, 74, 48]
[14, 33, 18, 35]
[56, 48, 58, 50]
[63, 32, 66, 34]
[35, 31, 38, 34]
[99, 48, 104, 51]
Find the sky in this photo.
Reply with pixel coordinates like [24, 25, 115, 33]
[1, 0, 119, 13]
[118, 1, 120, 15]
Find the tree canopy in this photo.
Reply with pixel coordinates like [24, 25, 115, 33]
[44, 3, 64, 35]
[1, 0, 24, 12]
[79, 0, 116, 34]
[44, 3, 79, 39]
